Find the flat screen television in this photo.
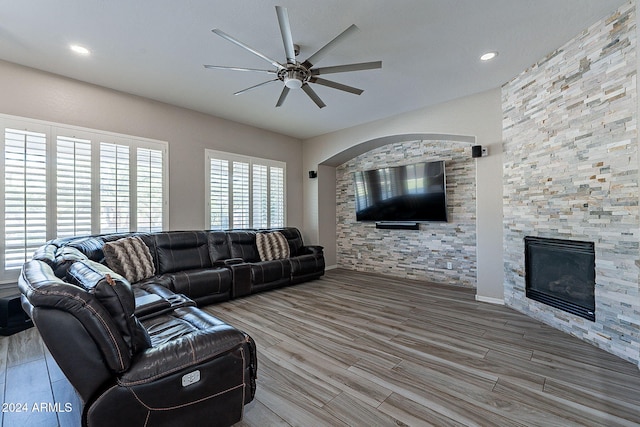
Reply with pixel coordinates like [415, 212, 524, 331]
[353, 160, 448, 222]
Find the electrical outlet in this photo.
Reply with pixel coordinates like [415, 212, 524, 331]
[446, 262, 453, 270]
[357, 252, 362, 259]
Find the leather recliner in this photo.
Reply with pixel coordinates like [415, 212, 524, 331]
[19, 259, 257, 427]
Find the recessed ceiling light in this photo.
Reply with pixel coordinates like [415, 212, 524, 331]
[480, 51, 498, 61]
[70, 44, 90, 55]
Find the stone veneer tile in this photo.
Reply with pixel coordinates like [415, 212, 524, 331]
[502, 1, 639, 366]
[336, 140, 476, 287]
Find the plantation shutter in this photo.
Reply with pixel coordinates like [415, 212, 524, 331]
[100, 142, 130, 233]
[210, 158, 229, 229]
[232, 161, 250, 228]
[56, 136, 92, 238]
[252, 164, 268, 228]
[269, 166, 285, 227]
[3, 128, 47, 270]
[137, 147, 164, 232]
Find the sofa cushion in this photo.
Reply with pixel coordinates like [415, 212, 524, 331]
[20, 260, 134, 374]
[147, 231, 212, 274]
[66, 260, 151, 355]
[290, 253, 325, 277]
[208, 231, 231, 263]
[255, 231, 290, 261]
[31, 242, 58, 266]
[52, 246, 90, 278]
[250, 259, 291, 285]
[274, 227, 305, 256]
[103, 236, 155, 283]
[227, 231, 260, 262]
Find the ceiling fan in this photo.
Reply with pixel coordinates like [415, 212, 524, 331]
[204, 6, 382, 108]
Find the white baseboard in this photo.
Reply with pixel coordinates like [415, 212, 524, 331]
[325, 264, 338, 271]
[475, 295, 505, 305]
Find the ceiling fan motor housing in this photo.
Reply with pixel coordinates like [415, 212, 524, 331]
[281, 67, 309, 89]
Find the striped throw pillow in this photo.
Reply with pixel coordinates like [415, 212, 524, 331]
[103, 236, 156, 283]
[256, 232, 290, 261]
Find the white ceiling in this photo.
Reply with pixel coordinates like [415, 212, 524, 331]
[0, 0, 628, 139]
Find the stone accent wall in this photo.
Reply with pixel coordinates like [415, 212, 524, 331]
[336, 140, 477, 286]
[503, 2, 639, 365]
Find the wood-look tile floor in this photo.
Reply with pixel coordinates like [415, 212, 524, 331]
[1, 268, 639, 426]
[210, 269, 640, 427]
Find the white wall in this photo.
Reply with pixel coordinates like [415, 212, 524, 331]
[302, 88, 504, 301]
[0, 60, 303, 231]
[0, 58, 504, 300]
[317, 164, 337, 267]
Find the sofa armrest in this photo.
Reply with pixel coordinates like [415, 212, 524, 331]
[229, 262, 252, 298]
[301, 245, 324, 255]
[118, 325, 249, 386]
[211, 258, 245, 268]
[134, 293, 171, 318]
[134, 284, 196, 319]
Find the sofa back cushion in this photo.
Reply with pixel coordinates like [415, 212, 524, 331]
[64, 233, 133, 263]
[20, 260, 133, 373]
[147, 231, 212, 274]
[32, 243, 90, 278]
[32, 243, 58, 266]
[272, 227, 304, 256]
[66, 260, 151, 356]
[208, 231, 231, 262]
[53, 246, 90, 278]
[66, 236, 108, 262]
[255, 232, 290, 261]
[227, 231, 260, 262]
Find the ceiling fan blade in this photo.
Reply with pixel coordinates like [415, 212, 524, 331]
[212, 29, 284, 70]
[301, 84, 326, 108]
[275, 6, 296, 65]
[234, 79, 279, 96]
[311, 61, 382, 76]
[302, 24, 359, 68]
[310, 77, 363, 95]
[275, 86, 290, 107]
[204, 65, 277, 74]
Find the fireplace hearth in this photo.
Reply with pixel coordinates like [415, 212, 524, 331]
[524, 236, 595, 321]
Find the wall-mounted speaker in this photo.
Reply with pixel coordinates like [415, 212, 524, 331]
[308, 170, 318, 179]
[471, 145, 483, 158]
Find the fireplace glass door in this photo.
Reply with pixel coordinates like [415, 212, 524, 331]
[524, 236, 595, 321]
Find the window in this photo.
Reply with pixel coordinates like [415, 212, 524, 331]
[205, 150, 285, 229]
[0, 115, 168, 281]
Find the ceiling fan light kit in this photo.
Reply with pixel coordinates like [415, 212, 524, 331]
[204, 5, 382, 108]
[282, 68, 307, 89]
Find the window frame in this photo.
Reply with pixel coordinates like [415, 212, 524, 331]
[205, 149, 286, 230]
[0, 114, 169, 282]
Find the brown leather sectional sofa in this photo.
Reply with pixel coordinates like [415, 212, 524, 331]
[19, 227, 324, 427]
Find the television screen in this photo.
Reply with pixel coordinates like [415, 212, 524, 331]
[353, 160, 447, 222]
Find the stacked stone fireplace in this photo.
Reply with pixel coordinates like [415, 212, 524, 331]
[503, 1, 639, 366]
